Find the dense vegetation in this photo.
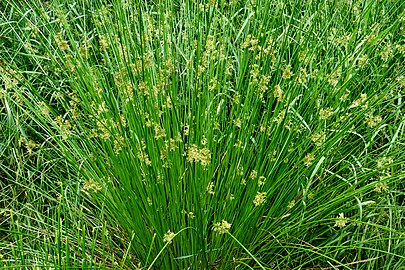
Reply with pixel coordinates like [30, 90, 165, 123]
[1, 0, 404, 269]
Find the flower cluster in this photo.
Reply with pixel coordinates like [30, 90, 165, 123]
[163, 230, 175, 243]
[334, 213, 348, 228]
[82, 179, 103, 193]
[186, 144, 211, 167]
[55, 115, 72, 140]
[213, 220, 231, 234]
[253, 192, 267, 207]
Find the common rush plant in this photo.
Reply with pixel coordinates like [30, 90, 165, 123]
[1, 0, 405, 269]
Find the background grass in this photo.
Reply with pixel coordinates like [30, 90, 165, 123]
[1, 0, 405, 269]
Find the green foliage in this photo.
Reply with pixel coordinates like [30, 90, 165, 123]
[1, 0, 404, 269]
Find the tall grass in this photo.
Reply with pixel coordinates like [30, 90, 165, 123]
[1, 0, 405, 269]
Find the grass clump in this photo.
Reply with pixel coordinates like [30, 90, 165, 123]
[1, 0, 405, 269]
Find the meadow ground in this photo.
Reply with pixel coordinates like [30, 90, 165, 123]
[1, 0, 405, 269]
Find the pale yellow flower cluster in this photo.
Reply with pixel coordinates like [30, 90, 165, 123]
[137, 140, 152, 166]
[233, 118, 242, 128]
[197, 35, 223, 76]
[232, 92, 241, 105]
[319, 107, 334, 120]
[297, 67, 308, 84]
[206, 182, 215, 195]
[357, 54, 368, 67]
[38, 101, 50, 116]
[350, 93, 368, 109]
[213, 220, 231, 234]
[113, 135, 125, 155]
[186, 144, 211, 166]
[311, 131, 326, 147]
[249, 170, 258, 180]
[377, 157, 393, 169]
[55, 115, 72, 140]
[242, 34, 260, 51]
[153, 122, 166, 140]
[380, 44, 392, 61]
[98, 35, 109, 50]
[273, 109, 286, 125]
[257, 74, 270, 99]
[365, 114, 382, 128]
[163, 230, 175, 243]
[334, 213, 348, 228]
[253, 192, 267, 207]
[287, 200, 296, 209]
[303, 153, 315, 167]
[18, 137, 38, 155]
[282, 64, 294, 80]
[374, 182, 388, 193]
[182, 210, 195, 219]
[273, 85, 283, 102]
[55, 32, 69, 51]
[82, 179, 103, 192]
[258, 176, 266, 187]
[339, 89, 351, 102]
